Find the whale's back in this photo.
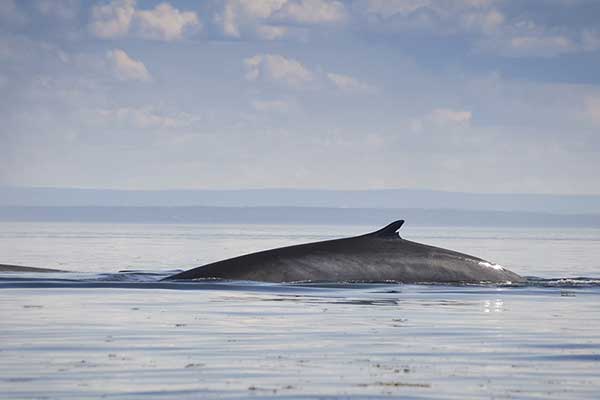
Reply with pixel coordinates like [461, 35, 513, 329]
[164, 221, 524, 283]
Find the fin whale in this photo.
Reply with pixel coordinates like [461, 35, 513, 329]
[164, 220, 524, 283]
[0, 264, 67, 273]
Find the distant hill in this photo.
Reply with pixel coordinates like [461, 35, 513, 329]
[1, 206, 599, 228]
[1, 186, 600, 214]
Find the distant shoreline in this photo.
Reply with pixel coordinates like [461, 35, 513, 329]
[2, 186, 600, 214]
[1, 206, 599, 228]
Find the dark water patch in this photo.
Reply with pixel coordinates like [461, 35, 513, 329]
[287, 281, 401, 289]
[2, 270, 600, 293]
[97, 271, 175, 282]
[526, 343, 600, 350]
[265, 296, 401, 306]
[0, 276, 82, 283]
[0, 276, 346, 294]
[529, 354, 600, 362]
[4, 377, 37, 383]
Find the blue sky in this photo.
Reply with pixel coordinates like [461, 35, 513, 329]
[1, 0, 599, 193]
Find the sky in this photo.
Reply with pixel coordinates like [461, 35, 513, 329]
[1, 0, 599, 194]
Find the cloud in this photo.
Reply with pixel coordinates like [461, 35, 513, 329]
[5, 0, 600, 193]
[491, 25, 600, 58]
[218, 1, 240, 37]
[89, 0, 135, 38]
[215, 0, 346, 40]
[89, 0, 199, 41]
[134, 3, 200, 41]
[510, 35, 575, 56]
[106, 49, 151, 82]
[237, 0, 288, 19]
[327, 72, 375, 93]
[460, 9, 504, 34]
[360, 0, 502, 30]
[357, 0, 600, 58]
[277, 0, 347, 24]
[255, 24, 289, 40]
[215, 0, 286, 39]
[474, 12, 600, 58]
[244, 56, 375, 94]
[480, 30, 579, 58]
[244, 54, 313, 88]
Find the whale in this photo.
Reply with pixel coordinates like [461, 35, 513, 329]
[0, 264, 66, 273]
[164, 220, 524, 283]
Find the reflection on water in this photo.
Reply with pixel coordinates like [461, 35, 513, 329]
[1, 276, 600, 399]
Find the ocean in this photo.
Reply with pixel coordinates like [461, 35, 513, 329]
[1, 222, 599, 399]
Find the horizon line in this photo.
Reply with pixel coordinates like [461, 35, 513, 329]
[3, 185, 600, 198]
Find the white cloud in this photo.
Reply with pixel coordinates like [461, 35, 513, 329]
[219, 1, 240, 37]
[244, 58, 374, 94]
[106, 49, 151, 82]
[256, 24, 289, 40]
[89, 0, 135, 38]
[244, 54, 313, 88]
[216, 0, 287, 38]
[89, 0, 199, 41]
[277, 0, 347, 24]
[134, 3, 199, 41]
[239, 0, 288, 18]
[460, 9, 504, 34]
[327, 72, 375, 93]
[216, 0, 346, 40]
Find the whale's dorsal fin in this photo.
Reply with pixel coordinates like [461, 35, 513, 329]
[369, 220, 404, 239]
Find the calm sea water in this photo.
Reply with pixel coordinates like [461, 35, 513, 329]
[1, 222, 600, 399]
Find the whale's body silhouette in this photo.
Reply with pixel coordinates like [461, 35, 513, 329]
[164, 220, 524, 283]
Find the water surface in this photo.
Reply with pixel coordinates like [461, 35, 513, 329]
[1, 223, 599, 399]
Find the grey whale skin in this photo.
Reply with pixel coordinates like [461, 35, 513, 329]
[165, 220, 525, 283]
[165, 220, 524, 283]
